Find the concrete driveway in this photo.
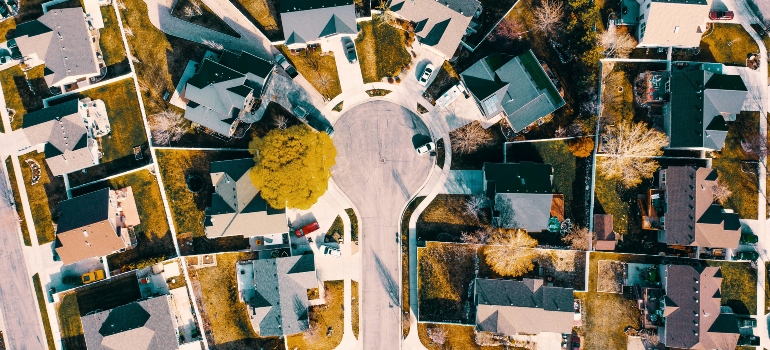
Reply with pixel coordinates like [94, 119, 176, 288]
[331, 100, 433, 349]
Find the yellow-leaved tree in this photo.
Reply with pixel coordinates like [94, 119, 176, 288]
[249, 125, 337, 210]
[484, 228, 538, 277]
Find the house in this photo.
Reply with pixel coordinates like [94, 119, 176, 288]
[390, 0, 482, 60]
[278, 0, 357, 49]
[55, 187, 140, 265]
[237, 255, 320, 336]
[627, 0, 712, 48]
[593, 214, 617, 251]
[660, 265, 739, 349]
[475, 278, 574, 336]
[22, 98, 110, 176]
[12, 8, 101, 90]
[666, 64, 747, 151]
[81, 295, 180, 350]
[483, 162, 563, 232]
[183, 50, 274, 137]
[642, 166, 740, 249]
[204, 158, 288, 238]
[460, 51, 565, 131]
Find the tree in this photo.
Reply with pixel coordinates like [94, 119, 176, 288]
[489, 17, 527, 43]
[149, 109, 187, 146]
[711, 178, 732, 205]
[461, 229, 490, 245]
[534, 0, 564, 36]
[451, 121, 493, 154]
[598, 121, 668, 188]
[569, 137, 594, 158]
[464, 194, 487, 220]
[273, 114, 288, 130]
[562, 226, 590, 250]
[376, 0, 396, 26]
[741, 132, 767, 160]
[600, 25, 637, 58]
[249, 125, 337, 210]
[484, 229, 538, 277]
[427, 326, 447, 345]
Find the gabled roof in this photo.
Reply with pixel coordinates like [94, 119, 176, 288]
[391, 0, 480, 58]
[81, 296, 180, 350]
[638, 0, 711, 48]
[218, 50, 274, 80]
[279, 0, 357, 44]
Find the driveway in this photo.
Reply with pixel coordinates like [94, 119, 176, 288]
[331, 100, 433, 349]
[0, 164, 46, 350]
[324, 35, 365, 95]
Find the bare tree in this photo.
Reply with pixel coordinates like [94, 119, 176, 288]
[274, 114, 289, 130]
[597, 121, 668, 188]
[150, 109, 187, 146]
[562, 226, 590, 251]
[427, 325, 447, 345]
[711, 178, 732, 205]
[464, 194, 487, 219]
[376, 0, 396, 26]
[461, 229, 490, 245]
[489, 17, 528, 42]
[182, 0, 203, 18]
[600, 25, 638, 58]
[123, 25, 134, 37]
[741, 132, 767, 160]
[484, 229, 538, 277]
[451, 121, 493, 154]
[201, 39, 223, 51]
[533, 0, 564, 36]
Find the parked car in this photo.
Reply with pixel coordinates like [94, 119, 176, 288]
[81, 269, 105, 284]
[418, 63, 435, 86]
[735, 251, 759, 261]
[416, 141, 435, 155]
[294, 105, 308, 120]
[275, 53, 298, 78]
[709, 10, 734, 20]
[342, 36, 357, 63]
[294, 221, 320, 238]
[320, 245, 342, 257]
[740, 233, 758, 244]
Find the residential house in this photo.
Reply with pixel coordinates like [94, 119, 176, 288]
[183, 50, 274, 137]
[475, 278, 575, 336]
[460, 51, 565, 131]
[666, 64, 747, 151]
[593, 214, 617, 251]
[390, 0, 482, 60]
[641, 166, 740, 250]
[12, 8, 101, 90]
[483, 162, 563, 233]
[55, 187, 140, 265]
[278, 0, 357, 49]
[22, 98, 110, 176]
[81, 295, 180, 350]
[625, 0, 712, 48]
[204, 158, 288, 238]
[660, 264, 739, 349]
[237, 255, 320, 336]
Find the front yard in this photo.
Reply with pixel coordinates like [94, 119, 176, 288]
[424, 61, 460, 103]
[418, 242, 477, 323]
[699, 23, 759, 66]
[277, 46, 342, 100]
[56, 292, 86, 350]
[356, 18, 412, 83]
[286, 280, 344, 350]
[449, 121, 507, 170]
[0, 65, 43, 130]
[705, 260, 757, 315]
[19, 152, 66, 245]
[416, 195, 483, 242]
[712, 111, 760, 220]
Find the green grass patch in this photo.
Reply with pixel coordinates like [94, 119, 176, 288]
[356, 19, 412, 83]
[594, 172, 631, 234]
[705, 260, 757, 315]
[701, 23, 759, 66]
[56, 292, 86, 349]
[5, 158, 31, 246]
[0, 18, 15, 41]
[32, 273, 56, 350]
[0, 66, 29, 130]
[99, 6, 128, 67]
[712, 111, 759, 219]
[277, 46, 342, 100]
[286, 280, 344, 350]
[19, 152, 65, 244]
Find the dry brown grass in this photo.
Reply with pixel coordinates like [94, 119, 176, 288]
[597, 260, 625, 293]
[286, 280, 344, 350]
[352, 280, 359, 339]
[232, 0, 281, 39]
[417, 323, 504, 350]
[418, 242, 477, 323]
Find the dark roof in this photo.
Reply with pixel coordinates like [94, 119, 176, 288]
[227, 85, 253, 98]
[218, 50, 274, 79]
[483, 162, 552, 194]
[56, 188, 110, 233]
[242, 192, 286, 215]
[187, 59, 243, 89]
[22, 99, 79, 128]
[476, 278, 573, 311]
[210, 158, 254, 181]
[13, 20, 51, 37]
[280, 0, 354, 13]
[81, 296, 180, 350]
[98, 302, 151, 336]
[250, 255, 317, 336]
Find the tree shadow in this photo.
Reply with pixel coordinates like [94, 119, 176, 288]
[374, 252, 400, 307]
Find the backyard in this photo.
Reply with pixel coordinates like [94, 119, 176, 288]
[416, 195, 484, 242]
[699, 23, 759, 66]
[56, 292, 86, 350]
[19, 152, 66, 245]
[417, 323, 503, 349]
[5, 158, 30, 246]
[417, 242, 477, 323]
[171, 0, 240, 37]
[277, 46, 342, 100]
[230, 0, 283, 41]
[711, 111, 760, 220]
[190, 252, 286, 349]
[0, 65, 43, 130]
[99, 6, 131, 78]
[286, 280, 344, 350]
[355, 18, 412, 83]
[32, 274, 55, 350]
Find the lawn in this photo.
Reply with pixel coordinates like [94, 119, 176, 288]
[229, 0, 283, 41]
[56, 292, 86, 350]
[712, 111, 760, 220]
[424, 61, 460, 103]
[477, 248, 587, 290]
[19, 152, 66, 245]
[99, 6, 130, 77]
[154, 149, 253, 254]
[705, 260, 757, 315]
[32, 273, 56, 350]
[700, 23, 759, 66]
[356, 18, 412, 83]
[0, 18, 15, 41]
[171, 0, 240, 37]
[416, 195, 484, 242]
[286, 280, 344, 350]
[418, 242, 477, 324]
[190, 252, 285, 349]
[5, 157, 31, 246]
[401, 196, 425, 338]
[417, 323, 504, 349]
[352, 280, 359, 339]
[0, 66, 34, 130]
[71, 169, 173, 271]
[277, 46, 342, 100]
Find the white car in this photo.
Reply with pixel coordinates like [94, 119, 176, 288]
[321, 245, 342, 257]
[417, 142, 435, 155]
[418, 63, 435, 86]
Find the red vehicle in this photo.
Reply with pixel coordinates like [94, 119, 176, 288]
[294, 221, 320, 238]
[709, 10, 734, 20]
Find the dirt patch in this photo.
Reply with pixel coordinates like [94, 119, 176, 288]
[598, 260, 626, 294]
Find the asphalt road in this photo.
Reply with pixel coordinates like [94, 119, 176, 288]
[331, 100, 433, 349]
[0, 165, 45, 350]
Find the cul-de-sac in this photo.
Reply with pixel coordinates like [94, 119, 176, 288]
[0, 0, 769, 349]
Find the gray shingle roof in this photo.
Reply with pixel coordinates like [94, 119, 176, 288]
[280, 2, 357, 44]
[391, 0, 480, 58]
[81, 296, 180, 350]
[56, 188, 110, 233]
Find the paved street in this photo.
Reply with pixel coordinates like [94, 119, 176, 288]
[331, 100, 433, 350]
[0, 165, 45, 350]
